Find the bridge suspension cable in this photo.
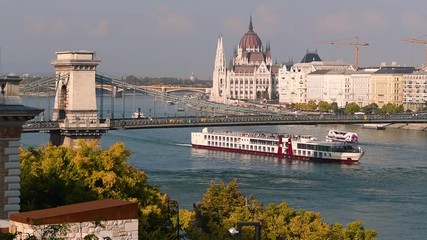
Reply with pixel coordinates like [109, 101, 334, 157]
[95, 73, 278, 118]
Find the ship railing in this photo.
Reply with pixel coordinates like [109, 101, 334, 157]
[209, 131, 289, 139]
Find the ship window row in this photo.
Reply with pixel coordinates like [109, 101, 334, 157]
[297, 143, 355, 153]
[242, 144, 275, 152]
[205, 135, 238, 142]
[208, 141, 239, 148]
[250, 139, 277, 146]
[294, 150, 332, 158]
[206, 141, 276, 153]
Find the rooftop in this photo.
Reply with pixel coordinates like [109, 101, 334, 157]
[10, 199, 138, 225]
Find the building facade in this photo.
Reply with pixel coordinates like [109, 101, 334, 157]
[278, 51, 351, 105]
[210, 17, 281, 103]
[306, 68, 375, 108]
[0, 75, 41, 219]
[403, 69, 427, 111]
[371, 67, 415, 108]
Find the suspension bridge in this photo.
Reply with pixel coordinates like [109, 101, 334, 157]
[21, 72, 427, 131]
[16, 50, 427, 148]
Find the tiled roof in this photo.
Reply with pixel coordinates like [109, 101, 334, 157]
[301, 51, 322, 63]
[374, 67, 416, 74]
[232, 65, 256, 73]
[248, 52, 265, 62]
[10, 199, 138, 225]
[270, 65, 281, 74]
[309, 69, 330, 74]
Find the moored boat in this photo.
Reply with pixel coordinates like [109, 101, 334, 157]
[325, 130, 358, 143]
[191, 128, 364, 164]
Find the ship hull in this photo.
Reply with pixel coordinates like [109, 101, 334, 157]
[192, 144, 360, 164]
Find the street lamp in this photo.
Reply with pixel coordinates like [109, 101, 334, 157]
[228, 222, 261, 240]
[228, 227, 239, 239]
[167, 198, 180, 240]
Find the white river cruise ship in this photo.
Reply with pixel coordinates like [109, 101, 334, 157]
[191, 128, 364, 164]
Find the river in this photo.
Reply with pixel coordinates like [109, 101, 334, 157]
[21, 95, 427, 240]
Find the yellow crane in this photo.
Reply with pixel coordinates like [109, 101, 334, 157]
[401, 37, 427, 67]
[314, 36, 369, 69]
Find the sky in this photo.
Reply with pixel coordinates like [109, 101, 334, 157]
[1, 0, 427, 80]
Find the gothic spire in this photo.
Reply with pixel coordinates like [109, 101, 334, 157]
[249, 15, 253, 32]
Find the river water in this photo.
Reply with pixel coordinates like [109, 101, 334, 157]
[21, 95, 427, 240]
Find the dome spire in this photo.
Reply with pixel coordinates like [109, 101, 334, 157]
[249, 15, 254, 32]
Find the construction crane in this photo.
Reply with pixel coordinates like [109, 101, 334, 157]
[401, 37, 427, 67]
[314, 36, 369, 69]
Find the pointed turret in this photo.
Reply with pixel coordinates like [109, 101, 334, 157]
[211, 35, 227, 102]
[249, 15, 254, 32]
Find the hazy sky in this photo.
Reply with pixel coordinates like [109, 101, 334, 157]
[1, 0, 427, 79]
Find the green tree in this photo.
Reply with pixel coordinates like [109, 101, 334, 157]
[306, 100, 318, 111]
[380, 103, 400, 114]
[20, 141, 173, 240]
[344, 220, 377, 240]
[318, 101, 331, 112]
[362, 103, 379, 114]
[188, 179, 246, 240]
[181, 179, 377, 240]
[331, 102, 339, 113]
[345, 102, 361, 114]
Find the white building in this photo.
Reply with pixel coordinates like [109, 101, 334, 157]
[403, 69, 427, 111]
[307, 68, 376, 108]
[278, 50, 351, 104]
[210, 17, 281, 103]
[350, 68, 378, 107]
[307, 69, 350, 107]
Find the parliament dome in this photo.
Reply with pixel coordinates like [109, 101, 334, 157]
[239, 17, 262, 50]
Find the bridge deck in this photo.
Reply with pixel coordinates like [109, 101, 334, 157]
[22, 113, 427, 132]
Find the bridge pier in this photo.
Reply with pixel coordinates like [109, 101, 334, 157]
[49, 129, 106, 149]
[50, 50, 108, 148]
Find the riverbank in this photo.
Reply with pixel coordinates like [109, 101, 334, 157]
[385, 123, 427, 131]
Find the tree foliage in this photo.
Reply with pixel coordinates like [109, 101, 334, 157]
[20, 141, 173, 239]
[379, 103, 404, 114]
[181, 179, 377, 240]
[361, 103, 379, 114]
[345, 102, 361, 114]
[318, 101, 331, 112]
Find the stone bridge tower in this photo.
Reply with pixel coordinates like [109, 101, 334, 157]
[50, 50, 108, 148]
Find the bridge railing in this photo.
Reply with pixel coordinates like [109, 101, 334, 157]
[22, 112, 427, 132]
[61, 119, 110, 129]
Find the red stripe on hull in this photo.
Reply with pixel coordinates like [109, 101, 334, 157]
[192, 144, 358, 164]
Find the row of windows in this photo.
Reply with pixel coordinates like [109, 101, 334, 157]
[232, 91, 254, 95]
[249, 139, 277, 146]
[204, 135, 238, 142]
[295, 150, 333, 158]
[207, 141, 276, 152]
[230, 80, 271, 85]
[297, 143, 355, 152]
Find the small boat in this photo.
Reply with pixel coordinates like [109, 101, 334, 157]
[325, 130, 358, 143]
[167, 100, 175, 105]
[191, 128, 364, 164]
[177, 107, 185, 112]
